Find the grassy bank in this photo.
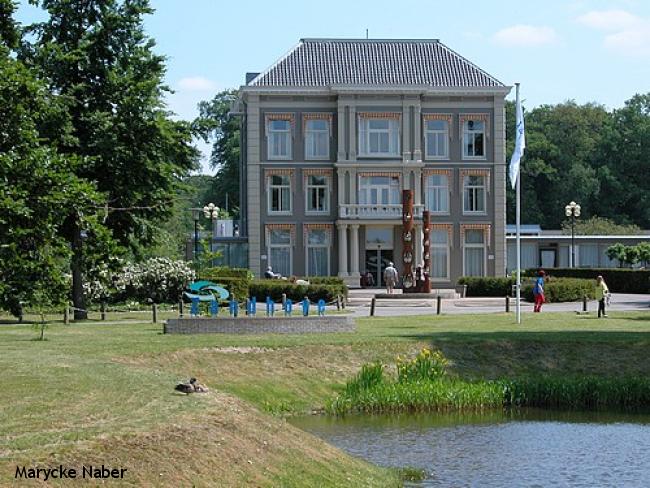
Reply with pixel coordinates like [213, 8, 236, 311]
[328, 350, 650, 414]
[1, 311, 650, 485]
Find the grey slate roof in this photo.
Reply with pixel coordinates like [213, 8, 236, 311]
[248, 38, 504, 88]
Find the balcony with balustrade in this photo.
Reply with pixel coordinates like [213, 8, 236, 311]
[339, 204, 424, 220]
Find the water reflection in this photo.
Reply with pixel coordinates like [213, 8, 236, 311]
[291, 410, 650, 487]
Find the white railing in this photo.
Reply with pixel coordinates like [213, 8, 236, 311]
[339, 204, 424, 219]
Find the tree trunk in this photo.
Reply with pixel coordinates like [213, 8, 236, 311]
[71, 223, 87, 320]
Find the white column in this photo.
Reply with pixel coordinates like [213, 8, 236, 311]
[350, 168, 357, 204]
[402, 101, 411, 162]
[413, 100, 422, 162]
[349, 104, 357, 161]
[337, 99, 347, 162]
[337, 223, 348, 277]
[350, 224, 360, 276]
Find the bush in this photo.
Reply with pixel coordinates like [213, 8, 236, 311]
[522, 277, 595, 302]
[248, 280, 347, 303]
[308, 276, 346, 287]
[524, 268, 650, 294]
[200, 267, 252, 299]
[457, 276, 515, 297]
[117, 258, 195, 304]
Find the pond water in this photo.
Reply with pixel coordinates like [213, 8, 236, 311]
[290, 410, 650, 487]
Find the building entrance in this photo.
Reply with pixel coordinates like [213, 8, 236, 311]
[365, 249, 394, 287]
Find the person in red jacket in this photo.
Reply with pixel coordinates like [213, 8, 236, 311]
[533, 269, 546, 312]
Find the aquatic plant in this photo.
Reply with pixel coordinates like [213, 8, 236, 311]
[397, 348, 448, 383]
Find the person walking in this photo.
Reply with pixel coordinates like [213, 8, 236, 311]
[595, 275, 609, 318]
[533, 269, 546, 313]
[383, 262, 399, 294]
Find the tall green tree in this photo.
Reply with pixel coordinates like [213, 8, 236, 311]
[0, 0, 99, 318]
[194, 89, 241, 215]
[22, 0, 198, 318]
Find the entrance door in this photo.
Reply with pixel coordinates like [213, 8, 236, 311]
[365, 249, 394, 287]
[540, 249, 556, 269]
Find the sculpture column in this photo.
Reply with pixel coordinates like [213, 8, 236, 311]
[414, 224, 423, 267]
[337, 223, 348, 277]
[350, 224, 360, 277]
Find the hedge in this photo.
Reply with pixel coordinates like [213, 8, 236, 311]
[457, 276, 514, 297]
[199, 267, 253, 300]
[458, 276, 596, 302]
[248, 280, 347, 303]
[522, 278, 595, 303]
[524, 268, 650, 294]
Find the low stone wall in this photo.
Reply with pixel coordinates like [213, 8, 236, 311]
[164, 315, 356, 335]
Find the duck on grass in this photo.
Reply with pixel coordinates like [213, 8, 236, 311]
[327, 348, 650, 415]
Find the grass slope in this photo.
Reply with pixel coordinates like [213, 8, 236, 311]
[1, 311, 649, 485]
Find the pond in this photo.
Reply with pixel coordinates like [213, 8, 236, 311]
[290, 410, 650, 487]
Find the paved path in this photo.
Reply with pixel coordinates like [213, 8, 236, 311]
[345, 293, 650, 318]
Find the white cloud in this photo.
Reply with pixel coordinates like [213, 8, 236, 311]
[577, 10, 650, 57]
[493, 25, 559, 47]
[177, 76, 219, 92]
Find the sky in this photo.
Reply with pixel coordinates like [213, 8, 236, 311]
[15, 0, 650, 174]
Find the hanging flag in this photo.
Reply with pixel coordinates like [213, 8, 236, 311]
[509, 90, 525, 189]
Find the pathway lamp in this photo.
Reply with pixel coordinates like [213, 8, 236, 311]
[565, 201, 581, 268]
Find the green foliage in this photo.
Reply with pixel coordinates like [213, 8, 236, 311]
[194, 90, 241, 215]
[248, 280, 347, 303]
[606, 243, 628, 267]
[524, 268, 650, 294]
[397, 348, 448, 383]
[200, 267, 253, 299]
[505, 96, 650, 229]
[522, 278, 595, 302]
[561, 216, 642, 236]
[344, 362, 384, 397]
[503, 376, 650, 410]
[458, 276, 515, 297]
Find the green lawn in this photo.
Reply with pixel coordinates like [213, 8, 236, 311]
[1, 311, 649, 486]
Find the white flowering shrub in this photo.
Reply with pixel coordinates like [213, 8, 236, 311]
[117, 257, 195, 304]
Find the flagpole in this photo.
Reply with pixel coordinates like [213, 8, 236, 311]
[515, 83, 522, 324]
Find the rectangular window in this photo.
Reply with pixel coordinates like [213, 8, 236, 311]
[463, 175, 486, 214]
[268, 228, 292, 277]
[268, 174, 292, 214]
[359, 118, 400, 157]
[304, 119, 330, 159]
[267, 119, 292, 159]
[429, 230, 449, 280]
[306, 228, 330, 276]
[425, 174, 449, 214]
[358, 176, 400, 205]
[424, 119, 449, 159]
[579, 244, 599, 268]
[464, 229, 485, 277]
[305, 175, 329, 214]
[463, 119, 486, 158]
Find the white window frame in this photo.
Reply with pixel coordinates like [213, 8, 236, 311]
[424, 119, 449, 160]
[267, 118, 292, 160]
[429, 229, 450, 281]
[462, 175, 487, 215]
[305, 174, 330, 215]
[425, 174, 450, 215]
[305, 228, 331, 277]
[267, 174, 292, 215]
[463, 229, 487, 277]
[358, 117, 400, 157]
[462, 119, 486, 160]
[267, 228, 293, 277]
[304, 119, 330, 160]
[358, 175, 401, 205]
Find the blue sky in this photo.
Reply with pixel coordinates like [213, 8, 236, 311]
[15, 0, 650, 173]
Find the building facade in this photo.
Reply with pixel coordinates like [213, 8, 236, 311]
[238, 39, 511, 287]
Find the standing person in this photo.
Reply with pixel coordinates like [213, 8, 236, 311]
[595, 275, 609, 318]
[383, 262, 399, 294]
[533, 269, 546, 313]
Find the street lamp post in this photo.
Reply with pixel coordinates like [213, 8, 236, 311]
[203, 203, 220, 265]
[565, 201, 581, 268]
[192, 208, 200, 259]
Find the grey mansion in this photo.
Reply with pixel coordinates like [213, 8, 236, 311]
[237, 38, 510, 287]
